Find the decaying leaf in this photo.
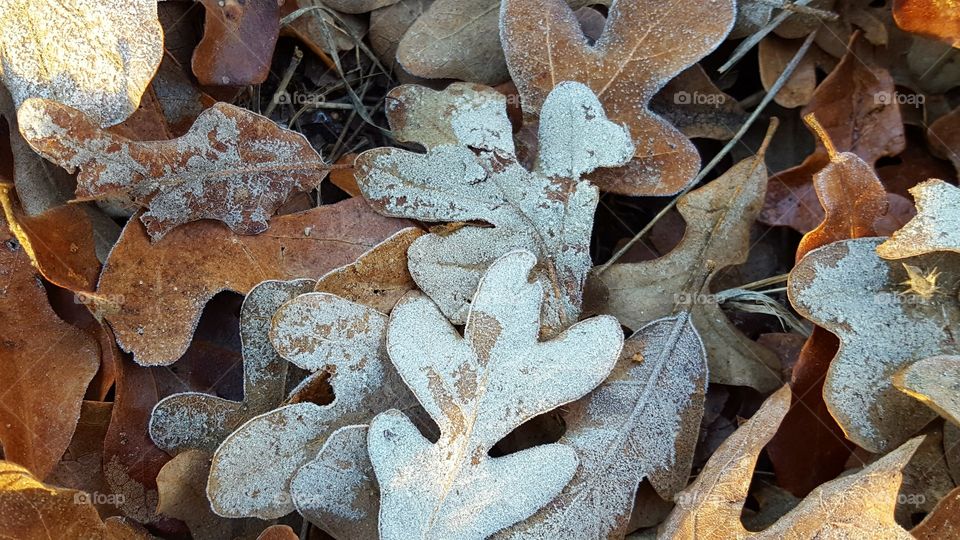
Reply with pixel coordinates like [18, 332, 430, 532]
[95, 198, 409, 365]
[0, 460, 107, 538]
[498, 313, 705, 538]
[928, 107, 960, 175]
[650, 64, 745, 141]
[758, 37, 833, 109]
[289, 425, 380, 539]
[659, 387, 920, 538]
[893, 0, 960, 47]
[0, 213, 99, 480]
[877, 179, 960, 259]
[149, 279, 316, 454]
[206, 292, 418, 519]
[600, 148, 782, 391]
[312, 227, 425, 313]
[761, 38, 906, 232]
[369, 0, 434, 74]
[367, 250, 623, 538]
[893, 356, 960, 427]
[0, 0, 163, 127]
[358, 81, 632, 334]
[193, 0, 280, 86]
[789, 237, 960, 452]
[18, 99, 330, 240]
[500, 0, 735, 195]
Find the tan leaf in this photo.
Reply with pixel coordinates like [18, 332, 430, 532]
[95, 198, 410, 366]
[600, 149, 782, 391]
[498, 313, 706, 538]
[0, 460, 106, 538]
[313, 227, 425, 312]
[207, 293, 418, 518]
[0, 0, 162, 127]
[877, 179, 960, 259]
[758, 37, 834, 109]
[18, 99, 329, 241]
[156, 450, 266, 540]
[928, 106, 960, 176]
[500, 0, 735, 195]
[893, 355, 960, 427]
[0, 213, 99, 480]
[257, 524, 299, 540]
[659, 387, 919, 539]
[369, 0, 434, 72]
[368, 250, 623, 538]
[322, 0, 401, 14]
[789, 237, 960, 451]
[357, 82, 632, 334]
[194, 0, 280, 86]
[149, 279, 316, 454]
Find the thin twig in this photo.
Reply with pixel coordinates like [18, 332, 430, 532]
[264, 46, 303, 118]
[719, 0, 814, 73]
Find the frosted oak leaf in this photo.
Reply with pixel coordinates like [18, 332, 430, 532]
[0, 0, 163, 127]
[789, 237, 960, 452]
[18, 99, 330, 240]
[148, 279, 317, 454]
[877, 179, 960, 259]
[500, 0, 735, 195]
[206, 293, 418, 519]
[498, 313, 706, 539]
[367, 250, 624, 539]
[356, 81, 633, 335]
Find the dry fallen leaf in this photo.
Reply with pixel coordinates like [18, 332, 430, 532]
[0, 213, 99, 480]
[600, 148, 782, 391]
[928, 107, 960, 175]
[893, 0, 960, 47]
[789, 237, 960, 452]
[498, 313, 705, 538]
[312, 227, 425, 313]
[0, 0, 163, 127]
[912, 484, 960, 539]
[877, 179, 960, 259]
[659, 386, 920, 539]
[0, 460, 107, 538]
[95, 197, 410, 366]
[761, 37, 906, 233]
[893, 355, 960, 427]
[650, 64, 746, 141]
[367, 250, 623, 538]
[257, 524, 300, 540]
[206, 292, 418, 519]
[18, 99, 329, 241]
[767, 122, 892, 495]
[149, 279, 316, 454]
[500, 0, 735, 195]
[359, 81, 631, 334]
[193, 0, 280, 86]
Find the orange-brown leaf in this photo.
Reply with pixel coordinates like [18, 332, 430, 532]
[500, 0, 735, 195]
[0, 461, 106, 538]
[193, 0, 280, 86]
[893, 0, 960, 47]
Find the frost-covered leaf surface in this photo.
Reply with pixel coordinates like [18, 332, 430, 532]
[206, 293, 417, 519]
[0, 0, 163, 127]
[893, 355, 960, 427]
[877, 179, 960, 259]
[600, 150, 782, 391]
[18, 99, 329, 240]
[789, 237, 960, 452]
[96, 198, 409, 366]
[659, 386, 918, 539]
[357, 81, 632, 333]
[500, 0, 735, 195]
[148, 279, 316, 454]
[498, 313, 705, 539]
[368, 250, 623, 539]
[290, 425, 380, 539]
